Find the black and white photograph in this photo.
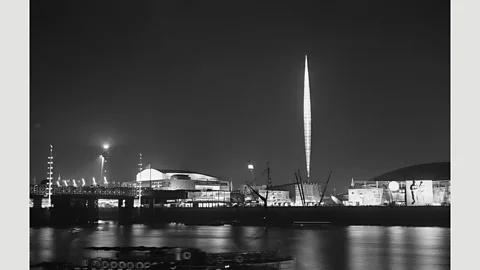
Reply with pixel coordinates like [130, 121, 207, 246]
[2, 0, 475, 269]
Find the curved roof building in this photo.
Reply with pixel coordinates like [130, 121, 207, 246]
[349, 162, 450, 206]
[125, 168, 230, 191]
[136, 169, 219, 182]
[369, 162, 450, 182]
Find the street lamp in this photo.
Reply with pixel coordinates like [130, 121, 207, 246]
[247, 161, 256, 186]
[388, 181, 400, 205]
[388, 181, 400, 192]
[101, 143, 110, 187]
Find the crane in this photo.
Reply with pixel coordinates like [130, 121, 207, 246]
[319, 171, 333, 206]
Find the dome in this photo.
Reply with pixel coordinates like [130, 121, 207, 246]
[136, 169, 165, 182]
[369, 162, 450, 182]
[135, 168, 220, 182]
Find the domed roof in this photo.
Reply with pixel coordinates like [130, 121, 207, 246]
[135, 168, 220, 182]
[136, 169, 164, 182]
[369, 162, 450, 182]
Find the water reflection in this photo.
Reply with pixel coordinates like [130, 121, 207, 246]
[30, 224, 450, 270]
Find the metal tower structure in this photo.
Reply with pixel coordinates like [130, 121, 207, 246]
[47, 145, 53, 207]
[304, 55, 312, 180]
[138, 153, 143, 206]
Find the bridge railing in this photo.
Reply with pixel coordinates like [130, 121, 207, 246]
[29, 185, 154, 197]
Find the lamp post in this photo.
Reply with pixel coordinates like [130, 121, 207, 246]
[247, 161, 256, 186]
[101, 143, 110, 187]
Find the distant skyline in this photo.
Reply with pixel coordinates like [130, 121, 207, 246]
[30, 1, 450, 192]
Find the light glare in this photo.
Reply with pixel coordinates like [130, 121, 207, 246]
[304, 55, 311, 178]
[389, 181, 400, 192]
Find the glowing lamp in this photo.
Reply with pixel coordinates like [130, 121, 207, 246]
[102, 144, 110, 150]
[388, 181, 400, 192]
[248, 164, 254, 170]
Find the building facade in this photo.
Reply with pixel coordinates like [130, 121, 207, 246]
[270, 182, 323, 206]
[348, 162, 451, 206]
[122, 168, 231, 191]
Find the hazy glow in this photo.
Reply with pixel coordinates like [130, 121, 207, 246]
[388, 181, 400, 192]
[103, 176, 108, 184]
[102, 144, 110, 150]
[63, 180, 68, 187]
[92, 177, 97, 185]
[304, 55, 311, 178]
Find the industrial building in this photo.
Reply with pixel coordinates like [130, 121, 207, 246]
[347, 162, 451, 206]
[268, 182, 323, 206]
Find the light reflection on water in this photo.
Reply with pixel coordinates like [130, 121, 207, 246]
[30, 224, 450, 270]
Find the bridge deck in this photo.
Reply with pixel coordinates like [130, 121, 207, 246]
[30, 186, 152, 198]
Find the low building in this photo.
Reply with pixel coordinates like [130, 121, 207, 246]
[347, 188, 384, 206]
[349, 162, 451, 206]
[258, 190, 291, 206]
[270, 182, 323, 206]
[240, 184, 266, 204]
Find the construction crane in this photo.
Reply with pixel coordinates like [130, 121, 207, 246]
[294, 171, 305, 206]
[245, 161, 270, 205]
[319, 170, 333, 206]
[245, 183, 269, 223]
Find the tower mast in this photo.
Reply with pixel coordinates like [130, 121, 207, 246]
[47, 145, 53, 207]
[304, 55, 312, 180]
[138, 153, 143, 207]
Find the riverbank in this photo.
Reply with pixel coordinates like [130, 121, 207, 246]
[30, 206, 450, 227]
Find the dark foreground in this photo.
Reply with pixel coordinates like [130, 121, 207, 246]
[30, 224, 451, 270]
[30, 206, 450, 227]
[31, 246, 296, 270]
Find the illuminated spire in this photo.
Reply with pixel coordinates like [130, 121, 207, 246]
[47, 145, 53, 207]
[304, 55, 311, 179]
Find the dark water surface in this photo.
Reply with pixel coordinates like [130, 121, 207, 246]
[30, 222, 450, 270]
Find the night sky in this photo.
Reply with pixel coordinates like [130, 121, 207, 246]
[30, 1, 450, 193]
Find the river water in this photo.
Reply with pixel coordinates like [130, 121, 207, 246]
[30, 222, 450, 270]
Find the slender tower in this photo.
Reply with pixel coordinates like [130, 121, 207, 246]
[138, 153, 143, 205]
[47, 145, 54, 207]
[304, 55, 312, 180]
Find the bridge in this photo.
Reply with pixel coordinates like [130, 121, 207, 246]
[29, 185, 192, 210]
[30, 185, 153, 198]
